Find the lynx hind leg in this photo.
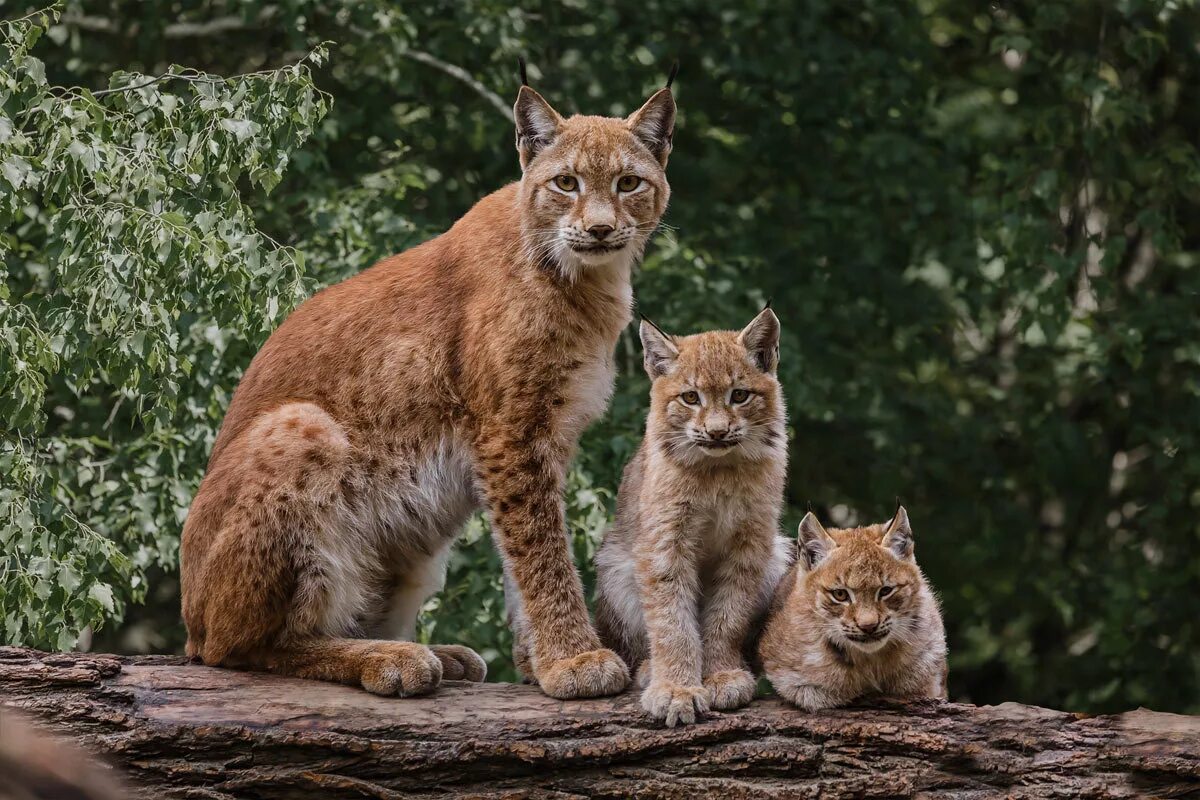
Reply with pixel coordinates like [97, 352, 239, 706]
[193, 402, 350, 667]
[275, 638, 445, 697]
[197, 402, 444, 696]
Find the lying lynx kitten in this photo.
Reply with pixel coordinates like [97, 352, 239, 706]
[758, 507, 947, 710]
[595, 309, 791, 726]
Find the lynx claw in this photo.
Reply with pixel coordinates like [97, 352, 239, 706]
[538, 648, 630, 699]
[704, 668, 757, 711]
[641, 681, 711, 727]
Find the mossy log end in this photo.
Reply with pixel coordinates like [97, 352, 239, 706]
[1, 647, 1197, 798]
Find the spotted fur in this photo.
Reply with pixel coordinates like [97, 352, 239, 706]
[181, 81, 676, 699]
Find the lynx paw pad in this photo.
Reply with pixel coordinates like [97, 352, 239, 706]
[704, 668, 757, 711]
[538, 649, 630, 699]
[360, 643, 443, 697]
[641, 681, 711, 727]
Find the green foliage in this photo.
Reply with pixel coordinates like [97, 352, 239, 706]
[3, 0, 1199, 712]
[1, 6, 329, 649]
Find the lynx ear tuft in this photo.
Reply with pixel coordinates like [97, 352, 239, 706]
[882, 506, 915, 560]
[514, 85, 562, 169]
[665, 60, 679, 89]
[738, 307, 780, 373]
[797, 512, 835, 571]
[518, 56, 529, 87]
[639, 318, 679, 380]
[626, 88, 676, 166]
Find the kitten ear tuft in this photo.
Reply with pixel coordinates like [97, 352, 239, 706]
[738, 307, 780, 373]
[797, 512, 834, 571]
[639, 318, 679, 380]
[514, 84, 562, 170]
[626, 87, 676, 166]
[665, 60, 679, 89]
[518, 56, 529, 87]
[882, 506, 915, 560]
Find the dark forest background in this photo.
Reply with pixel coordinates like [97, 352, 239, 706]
[3, 0, 1199, 714]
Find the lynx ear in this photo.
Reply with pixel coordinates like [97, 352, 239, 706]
[797, 512, 835, 571]
[881, 506, 915, 560]
[514, 85, 562, 169]
[626, 87, 676, 166]
[639, 319, 679, 379]
[738, 307, 780, 373]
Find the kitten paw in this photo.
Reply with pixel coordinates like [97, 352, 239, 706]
[775, 680, 840, 711]
[430, 644, 487, 682]
[704, 668, 757, 711]
[641, 681, 711, 727]
[359, 642, 444, 697]
[538, 648, 630, 699]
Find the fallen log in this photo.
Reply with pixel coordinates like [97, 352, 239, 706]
[0, 647, 1197, 798]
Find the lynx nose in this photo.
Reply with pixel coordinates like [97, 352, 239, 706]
[707, 428, 728, 440]
[857, 619, 880, 634]
[587, 224, 614, 240]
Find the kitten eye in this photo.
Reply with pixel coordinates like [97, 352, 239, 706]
[829, 588, 850, 603]
[680, 390, 701, 405]
[617, 175, 641, 192]
[879, 586, 895, 599]
[730, 389, 750, 404]
[553, 175, 578, 192]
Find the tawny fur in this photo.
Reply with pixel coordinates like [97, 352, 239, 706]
[594, 310, 791, 726]
[180, 81, 677, 699]
[758, 507, 948, 710]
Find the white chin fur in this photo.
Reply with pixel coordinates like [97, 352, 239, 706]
[569, 245, 630, 267]
[843, 635, 890, 653]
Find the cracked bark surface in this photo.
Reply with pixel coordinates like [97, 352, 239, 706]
[1, 647, 1197, 798]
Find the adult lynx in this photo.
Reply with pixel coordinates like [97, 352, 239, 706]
[181, 74, 676, 699]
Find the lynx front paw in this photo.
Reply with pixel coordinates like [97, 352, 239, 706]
[431, 644, 488, 682]
[704, 668, 757, 711]
[538, 648, 630, 699]
[773, 677, 841, 711]
[359, 642, 444, 697]
[641, 681, 711, 727]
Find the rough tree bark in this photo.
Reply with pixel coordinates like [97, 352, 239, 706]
[1, 647, 1197, 798]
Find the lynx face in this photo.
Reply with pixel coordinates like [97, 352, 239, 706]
[639, 309, 785, 466]
[797, 510, 925, 653]
[514, 85, 674, 277]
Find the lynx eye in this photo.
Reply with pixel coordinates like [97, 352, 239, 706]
[829, 588, 850, 603]
[680, 390, 701, 405]
[730, 389, 750, 404]
[879, 585, 895, 599]
[617, 175, 641, 192]
[553, 174, 578, 192]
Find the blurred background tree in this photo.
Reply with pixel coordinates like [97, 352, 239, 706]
[2, 0, 1198, 714]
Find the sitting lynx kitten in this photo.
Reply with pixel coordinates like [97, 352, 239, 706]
[595, 309, 791, 726]
[758, 507, 947, 710]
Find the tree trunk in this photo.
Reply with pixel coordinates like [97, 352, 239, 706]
[1, 647, 1197, 798]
